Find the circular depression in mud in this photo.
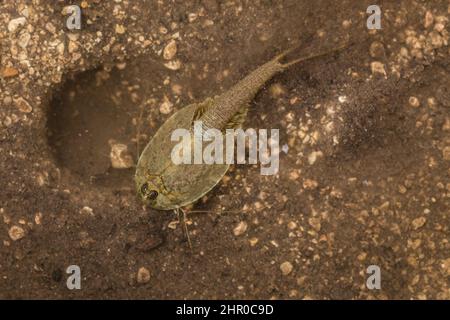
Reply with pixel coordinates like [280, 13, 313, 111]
[47, 61, 167, 189]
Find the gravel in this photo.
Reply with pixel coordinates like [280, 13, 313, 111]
[137, 267, 151, 284]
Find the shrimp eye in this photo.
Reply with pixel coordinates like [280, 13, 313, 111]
[147, 190, 159, 200]
[141, 183, 158, 200]
[140, 182, 149, 195]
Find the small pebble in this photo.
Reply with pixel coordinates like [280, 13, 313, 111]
[188, 13, 198, 23]
[159, 97, 174, 114]
[168, 221, 178, 229]
[442, 258, 450, 276]
[308, 217, 321, 232]
[308, 151, 323, 165]
[164, 60, 182, 71]
[34, 212, 43, 225]
[427, 97, 437, 107]
[338, 95, 348, 103]
[8, 226, 25, 241]
[369, 41, 385, 58]
[115, 24, 126, 34]
[412, 217, 426, 230]
[289, 170, 300, 180]
[443, 146, 450, 161]
[45, 22, 56, 34]
[1, 67, 19, 78]
[357, 252, 367, 261]
[18, 32, 31, 48]
[8, 17, 27, 33]
[370, 61, 386, 77]
[398, 185, 407, 194]
[303, 179, 318, 190]
[409, 96, 420, 108]
[3, 96, 12, 105]
[171, 84, 182, 95]
[14, 97, 32, 113]
[137, 267, 151, 284]
[109, 141, 134, 169]
[280, 261, 293, 276]
[428, 31, 444, 48]
[233, 221, 248, 236]
[434, 23, 445, 33]
[249, 237, 259, 246]
[342, 20, 351, 29]
[287, 221, 297, 230]
[424, 11, 434, 29]
[270, 83, 286, 98]
[163, 40, 178, 60]
[80, 206, 94, 216]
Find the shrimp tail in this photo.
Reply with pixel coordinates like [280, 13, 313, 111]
[276, 41, 352, 69]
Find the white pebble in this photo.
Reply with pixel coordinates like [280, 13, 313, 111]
[137, 267, 151, 284]
[338, 95, 348, 103]
[409, 96, 420, 108]
[163, 40, 178, 60]
[109, 141, 134, 169]
[233, 221, 248, 236]
[164, 60, 182, 71]
[280, 261, 293, 276]
[308, 151, 323, 165]
[8, 226, 25, 241]
[8, 17, 27, 32]
[159, 97, 174, 114]
[370, 61, 386, 77]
